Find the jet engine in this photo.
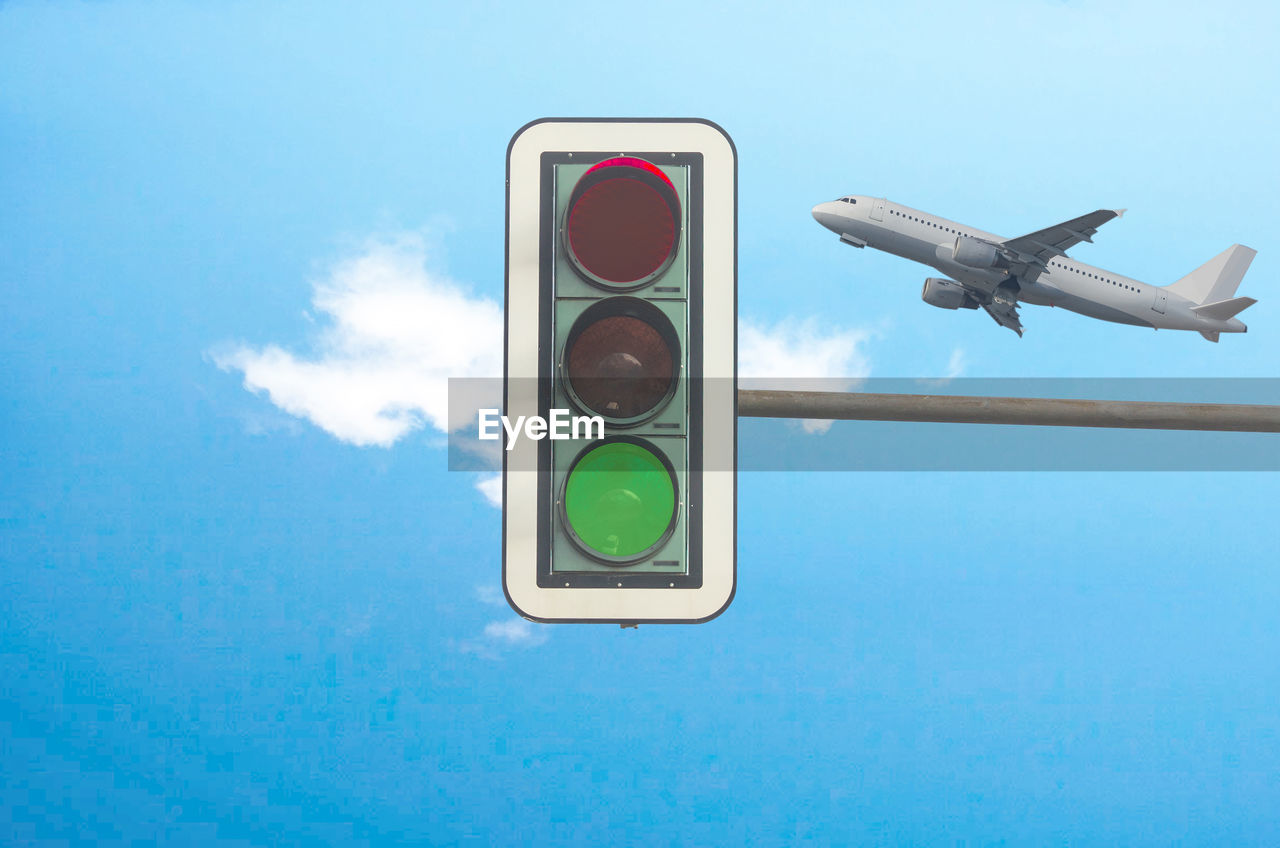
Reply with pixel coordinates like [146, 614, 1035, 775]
[921, 277, 978, 310]
[952, 235, 1003, 269]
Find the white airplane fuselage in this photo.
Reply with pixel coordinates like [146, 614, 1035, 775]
[812, 196, 1249, 336]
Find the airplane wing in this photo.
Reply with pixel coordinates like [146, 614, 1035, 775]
[1000, 209, 1125, 281]
[982, 287, 1023, 337]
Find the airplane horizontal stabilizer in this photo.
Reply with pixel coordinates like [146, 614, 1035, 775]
[1168, 244, 1257, 305]
[1199, 331, 1220, 343]
[1191, 296, 1257, 321]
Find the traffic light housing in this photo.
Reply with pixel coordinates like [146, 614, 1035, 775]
[503, 119, 736, 623]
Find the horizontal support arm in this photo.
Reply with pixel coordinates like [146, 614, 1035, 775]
[737, 390, 1280, 433]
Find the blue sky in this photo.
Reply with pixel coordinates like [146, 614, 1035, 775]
[3, 0, 1279, 843]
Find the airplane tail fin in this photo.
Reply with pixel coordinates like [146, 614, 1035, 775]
[1166, 244, 1257, 305]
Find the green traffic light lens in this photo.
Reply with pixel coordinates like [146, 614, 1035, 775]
[562, 439, 678, 563]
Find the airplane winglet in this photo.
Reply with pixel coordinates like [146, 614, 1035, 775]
[1114, 208, 1127, 218]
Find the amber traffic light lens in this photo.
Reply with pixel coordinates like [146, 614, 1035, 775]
[562, 298, 680, 425]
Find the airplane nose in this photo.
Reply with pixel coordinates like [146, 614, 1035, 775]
[811, 203, 837, 232]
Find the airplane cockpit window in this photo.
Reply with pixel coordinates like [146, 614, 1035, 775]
[837, 197, 856, 204]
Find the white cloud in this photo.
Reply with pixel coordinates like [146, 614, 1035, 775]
[457, 587, 550, 657]
[739, 317, 872, 387]
[457, 615, 549, 658]
[739, 317, 873, 433]
[483, 618, 547, 646]
[211, 233, 879, 496]
[918, 346, 968, 387]
[475, 474, 502, 509]
[212, 232, 501, 448]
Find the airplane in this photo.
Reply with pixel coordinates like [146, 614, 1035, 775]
[811, 196, 1257, 341]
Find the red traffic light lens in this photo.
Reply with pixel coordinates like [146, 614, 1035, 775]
[563, 157, 681, 290]
[562, 297, 680, 425]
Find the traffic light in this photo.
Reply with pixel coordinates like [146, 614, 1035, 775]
[503, 119, 736, 623]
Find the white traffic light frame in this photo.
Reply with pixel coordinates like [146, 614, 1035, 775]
[503, 118, 736, 624]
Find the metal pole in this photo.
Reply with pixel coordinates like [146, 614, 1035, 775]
[737, 390, 1280, 433]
